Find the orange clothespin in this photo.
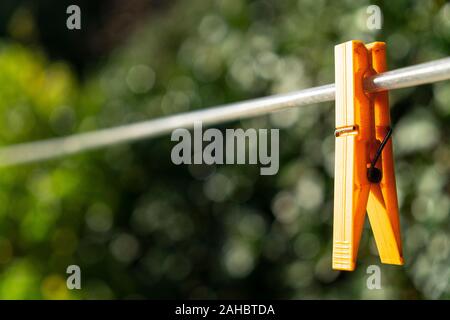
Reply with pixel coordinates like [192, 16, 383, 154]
[332, 40, 403, 271]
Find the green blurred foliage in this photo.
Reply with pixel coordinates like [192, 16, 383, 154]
[0, 0, 449, 299]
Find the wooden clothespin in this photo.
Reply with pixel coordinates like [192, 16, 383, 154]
[332, 40, 403, 271]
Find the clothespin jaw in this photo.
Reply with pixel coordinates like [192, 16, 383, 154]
[332, 40, 403, 271]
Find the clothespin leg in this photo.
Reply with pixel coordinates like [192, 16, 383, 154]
[366, 42, 403, 265]
[367, 184, 403, 265]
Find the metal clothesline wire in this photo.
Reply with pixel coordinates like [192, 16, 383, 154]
[0, 56, 450, 167]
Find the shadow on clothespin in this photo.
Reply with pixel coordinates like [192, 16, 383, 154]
[332, 40, 403, 271]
